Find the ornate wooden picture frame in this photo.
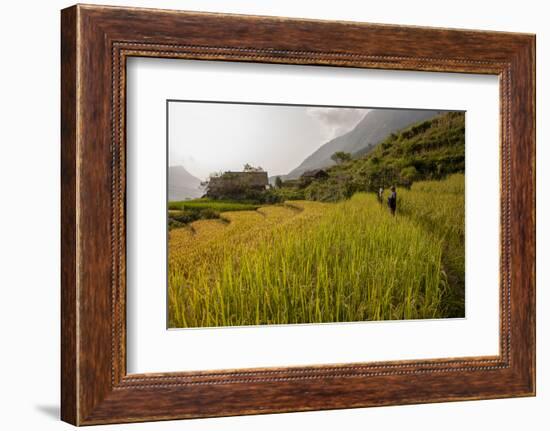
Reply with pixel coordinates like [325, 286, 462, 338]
[61, 4, 535, 425]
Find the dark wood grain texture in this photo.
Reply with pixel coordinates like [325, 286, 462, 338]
[60, 5, 78, 425]
[60, 4, 535, 426]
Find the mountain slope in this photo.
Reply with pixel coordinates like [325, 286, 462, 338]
[278, 112, 465, 202]
[168, 166, 203, 201]
[285, 109, 443, 179]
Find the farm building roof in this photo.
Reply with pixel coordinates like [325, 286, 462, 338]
[301, 169, 329, 178]
[209, 171, 269, 188]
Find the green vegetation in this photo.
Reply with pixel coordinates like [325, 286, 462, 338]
[169, 198, 261, 212]
[331, 151, 352, 164]
[168, 175, 464, 327]
[351, 111, 465, 187]
[168, 199, 262, 230]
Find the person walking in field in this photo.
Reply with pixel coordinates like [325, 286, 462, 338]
[387, 185, 397, 216]
[377, 187, 384, 204]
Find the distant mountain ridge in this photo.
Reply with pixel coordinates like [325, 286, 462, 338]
[168, 166, 203, 201]
[284, 109, 443, 179]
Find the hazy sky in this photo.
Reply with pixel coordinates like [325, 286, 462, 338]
[168, 102, 367, 180]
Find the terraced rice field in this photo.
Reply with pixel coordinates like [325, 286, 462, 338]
[168, 175, 464, 328]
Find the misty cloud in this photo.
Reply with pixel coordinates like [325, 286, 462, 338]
[169, 153, 196, 169]
[306, 107, 367, 143]
[169, 103, 370, 180]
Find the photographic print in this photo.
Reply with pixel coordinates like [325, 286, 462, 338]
[167, 101, 465, 328]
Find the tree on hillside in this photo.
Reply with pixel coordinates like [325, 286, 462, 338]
[200, 170, 222, 189]
[274, 176, 283, 189]
[400, 166, 419, 183]
[243, 163, 264, 172]
[331, 151, 352, 164]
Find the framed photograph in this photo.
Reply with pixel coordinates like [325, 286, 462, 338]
[61, 4, 535, 425]
[164, 102, 466, 330]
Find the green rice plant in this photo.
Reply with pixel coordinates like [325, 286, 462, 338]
[168, 198, 261, 212]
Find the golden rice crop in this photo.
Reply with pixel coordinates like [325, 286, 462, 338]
[168, 175, 465, 328]
[398, 173, 465, 316]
